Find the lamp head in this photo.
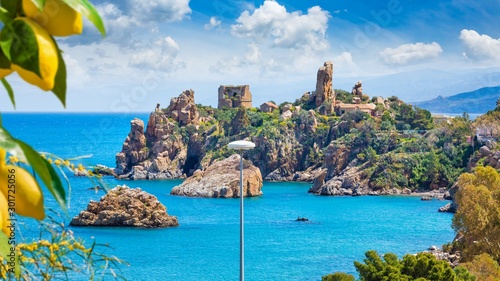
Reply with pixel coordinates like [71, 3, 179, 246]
[228, 140, 255, 150]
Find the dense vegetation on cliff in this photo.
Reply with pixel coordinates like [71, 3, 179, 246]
[115, 87, 478, 195]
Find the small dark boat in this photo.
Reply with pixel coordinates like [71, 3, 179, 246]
[296, 217, 309, 222]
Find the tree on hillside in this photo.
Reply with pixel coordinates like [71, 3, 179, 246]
[452, 166, 500, 262]
[474, 111, 500, 138]
[413, 107, 435, 130]
[322, 272, 355, 281]
[462, 253, 500, 281]
[323, 250, 476, 281]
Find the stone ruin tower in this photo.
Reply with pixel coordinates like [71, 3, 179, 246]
[313, 61, 334, 108]
[218, 85, 253, 109]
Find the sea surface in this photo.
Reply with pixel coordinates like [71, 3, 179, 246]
[2, 113, 455, 281]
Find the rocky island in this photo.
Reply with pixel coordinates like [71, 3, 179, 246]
[70, 185, 178, 228]
[112, 60, 499, 199]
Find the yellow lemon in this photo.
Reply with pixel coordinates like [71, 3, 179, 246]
[0, 148, 5, 168]
[23, 0, 83, 37]
[0, 165, 45, 220]
[11, 18, 58, 91]
[0, 192, 11, 237]
[0, 68, 13, 79]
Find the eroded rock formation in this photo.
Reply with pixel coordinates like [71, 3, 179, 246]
[165, 89, 199, 126]
[70, 185, 178, 228]
[170, 154, 263, 198]
[313, 61, 334, 108]
[352, 81, 363, 98]
[115, 118, 148, 176]
[115, 90, 200, 179]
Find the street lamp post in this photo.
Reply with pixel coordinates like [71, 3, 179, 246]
[228, 140, 255, 281]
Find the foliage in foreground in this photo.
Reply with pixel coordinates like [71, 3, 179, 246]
[452, 166, 500, 262]
[0, 0, 126, 279]
[0, 218, 126, 280]
[323, 250, 476, 281]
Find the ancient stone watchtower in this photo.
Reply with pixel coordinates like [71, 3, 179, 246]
[218, 85, 252, 109]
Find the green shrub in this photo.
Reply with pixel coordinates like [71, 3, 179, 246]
[354, 250, 475, 281]
[322, 272, 355, 281]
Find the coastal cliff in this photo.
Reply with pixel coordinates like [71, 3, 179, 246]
[114, 61, 483, 196]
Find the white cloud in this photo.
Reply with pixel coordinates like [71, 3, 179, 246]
[210, 43, 263, 73]
[131, 0, 191, 22]
[129, 36, 185, 72]
[231, 0, 330, 50]
[244, 42, 261, 63]
[63, 54, 90, 86]
[95, 3, 139, 43]
[334, 52, 354, 65]
[459, 29, 500, 60]
[85, 1, 190, 44]
[204, 16, 221, 30]
[379, 42, 442, 65]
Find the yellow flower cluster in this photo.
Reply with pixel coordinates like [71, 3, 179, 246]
[1, 232, 94, 277]
[42, 153, 101, 179]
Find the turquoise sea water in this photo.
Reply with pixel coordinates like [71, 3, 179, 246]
[2, 113, 455, 281]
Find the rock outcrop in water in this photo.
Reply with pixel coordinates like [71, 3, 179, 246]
[116, 106, 191, 180]
[115, 118, 148, 177]
[70, 185, 178, 228]
[170, 154, 263, 198]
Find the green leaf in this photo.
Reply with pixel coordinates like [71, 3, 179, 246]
[62, 0, 106, 36]
[0, 0, 17, 22]
[0, 19, 42, 77]
[0, 231, 10, 259]
[0, 127, 67, 212]
[0, 46, 11, 69]
[29, 0, 46, 10]
[0, 7, 12, 24]
[2, 78, 15, 108]
[0, 231, 20, 278]
[16, 139, 67, 212]
[0, 127, 24, 155]
[51, 40, 66, 107]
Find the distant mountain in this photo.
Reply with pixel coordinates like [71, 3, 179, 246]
[412, 86, 500, 114]
[333, 68, 500, 103]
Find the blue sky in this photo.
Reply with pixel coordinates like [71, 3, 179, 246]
[2, 0, 500, 112]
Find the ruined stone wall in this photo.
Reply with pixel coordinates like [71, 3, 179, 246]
[218, 85, 252, 109]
